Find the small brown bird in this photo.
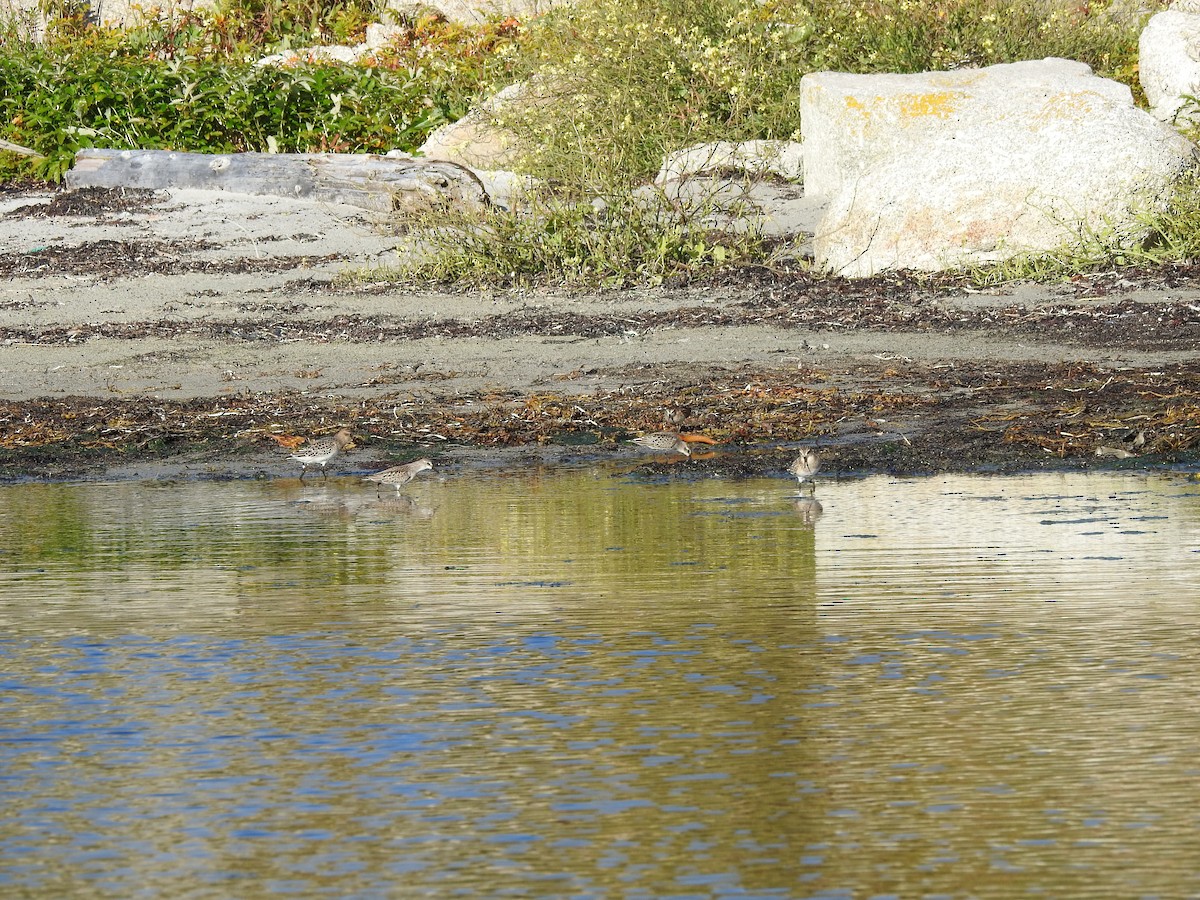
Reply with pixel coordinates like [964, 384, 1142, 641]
[633, 431, 691, 456]
[664, 406, 690, 428]
[290, 428, 353, 480]
[364, 458, 434, 493]
[788, 448, 821, 493]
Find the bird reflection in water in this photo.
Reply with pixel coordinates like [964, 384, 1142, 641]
[362, 494, 436, 520]
[792, 496, 823, 526]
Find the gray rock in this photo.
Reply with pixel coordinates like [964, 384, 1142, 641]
[1140, 6, 1200, 123]
[416, 82, 532, 170]
[656, 141, 804, 184]
[384, 0, 568, 26]
[645, 177, 824, 261]
[255, 45, 363, 67]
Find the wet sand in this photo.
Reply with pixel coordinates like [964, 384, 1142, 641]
[1, 185, 1198, 481]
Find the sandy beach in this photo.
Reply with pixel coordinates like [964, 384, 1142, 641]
[1, 184, 1198, 480]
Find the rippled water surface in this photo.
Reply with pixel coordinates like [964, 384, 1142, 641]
[2, 468, 1199, 898]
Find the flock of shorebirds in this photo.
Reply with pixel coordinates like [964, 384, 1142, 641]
[279, 428, 435, 493]
[280, 427, 822, 495]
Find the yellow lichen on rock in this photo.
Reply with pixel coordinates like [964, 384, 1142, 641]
[895, 91, 963, 120]
[843, 91, 963, 121]
[1028, 91, 1108, 129]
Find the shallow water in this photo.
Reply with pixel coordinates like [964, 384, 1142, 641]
[2, 467, 1199, 898]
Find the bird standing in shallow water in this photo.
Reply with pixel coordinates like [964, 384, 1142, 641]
[788, 448, 821, 493]
[633, 431, 691, 456]
[364, 458, 434, 493]
[290, 428, 353, 480]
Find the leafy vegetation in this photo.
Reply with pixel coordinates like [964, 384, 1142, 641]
[0, 0, 1187, 284]
[384, 188, 765, 286]
[0, 46, 442, 179]
[0, 2, 518, 180]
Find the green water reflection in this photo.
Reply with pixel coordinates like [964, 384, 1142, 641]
[1, 469, 1198, 898]
[0, 467, 819, 620]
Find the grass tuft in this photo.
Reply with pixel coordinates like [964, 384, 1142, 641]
[371, 184, 772, 288]
[973, 169, 1200, 283]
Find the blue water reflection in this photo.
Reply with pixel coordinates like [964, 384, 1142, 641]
[1, 470, 1199, 898]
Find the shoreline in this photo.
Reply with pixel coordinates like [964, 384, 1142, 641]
[1, 186, 1198, 482]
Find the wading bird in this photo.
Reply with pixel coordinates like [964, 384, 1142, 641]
[788, 448, 821, 494]
[290, 428, 353, 480]
[364, 458, 434, 494]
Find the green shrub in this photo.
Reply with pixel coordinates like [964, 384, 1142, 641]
[0, 5, 519, 181]
[0, 45, 444, 179]
[499, 0, 1149, 186]
[382, 188, 767, 287]
[367, 15, 522, 121]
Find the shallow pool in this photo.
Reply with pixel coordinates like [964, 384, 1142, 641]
[2, 468, 1198, 898]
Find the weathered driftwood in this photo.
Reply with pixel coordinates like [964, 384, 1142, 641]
[0, 138, 42, 158]
[66, 149, 489, 212]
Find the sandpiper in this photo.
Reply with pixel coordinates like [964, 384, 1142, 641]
[632, 431, 691, 456]
[364, 458, 434, 493]
[664, 406, 690, 428]
[788, 448, 821, 493]
[290, 428, 353, 480]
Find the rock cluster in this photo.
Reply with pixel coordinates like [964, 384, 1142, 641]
[417, 54, 1198, 277]
[56, 0, 1200, 277]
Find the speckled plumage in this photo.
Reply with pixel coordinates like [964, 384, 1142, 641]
[290, 428, 353, 479]
[632, 431, 690, 456]
[364, 458, 434, 493]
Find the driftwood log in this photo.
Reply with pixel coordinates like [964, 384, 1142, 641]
[1, 138, 42, 158]
[66, 149, 489, 212]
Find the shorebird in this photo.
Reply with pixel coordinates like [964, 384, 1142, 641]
[664, 406, 690, 428]
[633, 431, 691, 456]
[363, 458, 433, 493]
[788, 448, 821, 493]
[290, 428, 353, 480]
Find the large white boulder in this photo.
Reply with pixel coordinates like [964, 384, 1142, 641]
[801, 59, 1131, 200]
[416, 82, 530, 169]
[803, 59, 1197, 278]
[1140, 3, 1200, 123]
